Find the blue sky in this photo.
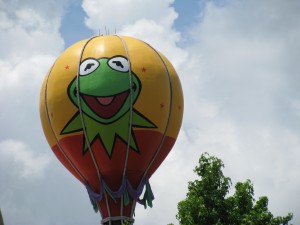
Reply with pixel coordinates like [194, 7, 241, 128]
[60, 0, 93, 47]
[1, 0, 300, 225]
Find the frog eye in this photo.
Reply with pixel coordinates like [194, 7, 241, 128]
[108, 56, 129, 73]
[79, 58, 100, 76]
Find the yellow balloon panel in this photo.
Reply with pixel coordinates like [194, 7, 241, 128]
[122, 36, 171, 133]
[157, 52, 184, 138]
[81, 36, 126, 60]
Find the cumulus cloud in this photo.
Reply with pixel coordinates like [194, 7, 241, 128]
[0, 0, 65, 142]
[82, 0, 187, 68]
[291, 99, 300, 117]
[0, 0, 65, 59]
[0, 0, 71, 224]
[0, 139, 51, 178]
[82, 0, 176, 32]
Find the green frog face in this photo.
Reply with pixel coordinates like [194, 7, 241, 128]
[68, 56, 141, 124]
[62, 55, 155, 156]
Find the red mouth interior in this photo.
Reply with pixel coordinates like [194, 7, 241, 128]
[81, 91, 129, 119]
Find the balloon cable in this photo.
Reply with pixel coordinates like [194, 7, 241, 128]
[115, 34, 134, 221]
[75, 36, 105, 217]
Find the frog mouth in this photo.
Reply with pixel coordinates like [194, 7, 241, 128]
[81, 90, 129, 119]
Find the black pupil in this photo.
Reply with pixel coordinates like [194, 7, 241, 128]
[112, 60, 124, 68]
[84, 63, 95, 71]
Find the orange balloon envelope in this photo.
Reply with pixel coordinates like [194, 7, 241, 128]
[39, 35, 183, 224]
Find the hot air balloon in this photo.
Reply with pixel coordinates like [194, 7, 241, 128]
[39, 35, 183, 224]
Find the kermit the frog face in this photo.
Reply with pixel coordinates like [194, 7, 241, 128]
[68, 56, 141, 124]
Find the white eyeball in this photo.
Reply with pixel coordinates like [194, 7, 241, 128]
[79, 58, 100, 76]
[108, 56, 129, 73]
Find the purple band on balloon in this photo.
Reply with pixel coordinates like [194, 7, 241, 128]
[85, 176, 154, 208]
[85, 181, 103, 201]
[126, 177, 145, 199]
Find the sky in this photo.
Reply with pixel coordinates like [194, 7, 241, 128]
[0, 0, 300, 224]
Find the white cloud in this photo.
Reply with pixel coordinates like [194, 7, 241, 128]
[0, 139, 51, 178]
[291, 99, 300, 117]
[82, 0, 187, 68]
[0, 0, 65, 59]
[0, 0, 65, 142]
[82, 0, 176, 32]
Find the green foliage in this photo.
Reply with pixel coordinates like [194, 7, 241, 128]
[121, 221, 131, 225]
[176, 153, 293, 225]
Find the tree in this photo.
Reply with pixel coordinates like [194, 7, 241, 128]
[176, 153, 293, 225]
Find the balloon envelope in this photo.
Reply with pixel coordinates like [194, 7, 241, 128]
[39, 35, 183, 223]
